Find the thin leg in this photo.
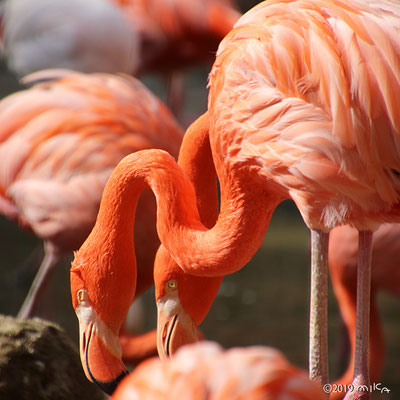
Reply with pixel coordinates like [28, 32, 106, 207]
[309, 229, 329, 396]
[344, 230, 372, 400]
[5, 244, 43, 292]
[17, 242, 60, 318]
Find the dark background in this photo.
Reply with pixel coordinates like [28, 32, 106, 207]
[0, 0, 398, 398]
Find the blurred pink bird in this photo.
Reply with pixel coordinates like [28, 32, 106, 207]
[0, 69, 183, 318]
[111, 341, 326, 400]
[2, 0, 241, 116]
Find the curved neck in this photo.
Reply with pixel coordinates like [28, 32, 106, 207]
[160, 161, 279, 276]
[71, 174, 142, 332]
[177, 111, 218, 228]
[98, 149, 279, 279]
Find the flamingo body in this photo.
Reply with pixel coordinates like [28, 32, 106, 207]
[2, 0, 240, 119]
[208, 0, 400, 233]
[0, 69, 183, 317]
[0, 69, 182, 254]
[112, 341, 326, 400]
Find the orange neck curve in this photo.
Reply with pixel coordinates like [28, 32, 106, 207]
[75, 112, 281, 331]
[101, 126, 279, 279]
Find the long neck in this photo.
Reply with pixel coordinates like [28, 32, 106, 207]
[98, 151, 278, 280]
[73, 172, 143, 332]
[177, 111, 218, 228]
[160, 149, 279, 276]
[186, 170, 278, 276]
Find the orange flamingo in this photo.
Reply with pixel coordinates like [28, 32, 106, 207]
[71, 112, 221, 394]
[120, 116, 220, 365]
[329, 223, 400, 400]
[0, 69, 183, 319]
[70, 1, 400, 398]
[111, 341, 326, 400]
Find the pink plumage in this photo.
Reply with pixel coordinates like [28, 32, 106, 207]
[112, 341, 326, 400]
[0, 69, 183, 317]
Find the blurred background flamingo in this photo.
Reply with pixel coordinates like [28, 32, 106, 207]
[1, 0, 241, 119]
[0, 70, 182, 335]
[112, 341, 326, 400]
[329, 223, 400, 400]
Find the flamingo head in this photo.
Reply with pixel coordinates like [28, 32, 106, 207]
[70, 244, 135, 395]
[154, 246, 222, 360]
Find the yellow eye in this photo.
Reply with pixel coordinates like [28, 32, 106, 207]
[166, 279, 178, 290]
[77, 289, 88, 304]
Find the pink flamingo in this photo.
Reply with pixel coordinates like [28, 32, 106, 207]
[70, 1, 400, 398]
[2, 0, 240, 115]
[0, 69, 183, 319]
[112, 341, 326, 400]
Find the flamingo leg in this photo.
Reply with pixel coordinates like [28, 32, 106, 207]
[309, 229, 329, 395]
[344, 230, 372, 400]
[17, 242, 60, 319]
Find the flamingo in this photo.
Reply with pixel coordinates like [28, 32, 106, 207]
[2, 0, 241, 116]
[329, 223, 400, 400]
[70, 1, 400, 398]
[111, 341, 326, 400]
[71, 112, 222, 394]
[0, 69, 183, 320]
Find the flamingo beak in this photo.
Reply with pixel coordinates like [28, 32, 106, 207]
[75, 290, 128, 395]
[156, 296, 199, 360]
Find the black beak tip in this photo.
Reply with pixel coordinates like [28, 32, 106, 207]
[85, 331, 129, 396]
[93, 369, 129, 396]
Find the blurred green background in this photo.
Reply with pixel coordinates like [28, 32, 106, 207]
[0, 0, 398, 398]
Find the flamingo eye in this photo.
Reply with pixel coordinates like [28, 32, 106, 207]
[166, 280, 178, 291]
[77, 289, 89, 304]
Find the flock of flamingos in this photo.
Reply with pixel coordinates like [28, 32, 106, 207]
[0, 0, 399, 398]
